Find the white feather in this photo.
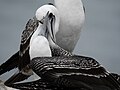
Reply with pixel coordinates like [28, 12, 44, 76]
[54, 0, 85, 52]
[30, 36, 51, 59]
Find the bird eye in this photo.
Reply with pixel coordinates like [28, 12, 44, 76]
[49, 13, 54, 18]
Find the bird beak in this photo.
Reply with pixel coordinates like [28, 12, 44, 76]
[38, 12, 56, 42]
[44, 12, 56, 42]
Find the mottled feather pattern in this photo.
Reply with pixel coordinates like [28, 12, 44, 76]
[30, 56, 120, 90]
[20, 18, 39, 57]
[50, 46, 73, 57]
[21, 18, 39, 45]
[19, 18, 39, 70]
[30, 56, 107, 78]
[32, 56, 100, 70]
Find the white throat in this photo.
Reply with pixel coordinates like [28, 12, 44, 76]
[29, 23, 52, 60]
[29, 36, 51, 60]
[29, 24, 52, 81]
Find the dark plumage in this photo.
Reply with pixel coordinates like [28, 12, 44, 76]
[19, 17, 39, 70]
[0, 18, 39, 85]
[30, 56, 120, 90]
[0, 51, 19, 75]
[8, 56, 120, 90]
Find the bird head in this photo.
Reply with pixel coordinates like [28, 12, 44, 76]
[35, 4, 60, 44]
[35, 4, 60, 38]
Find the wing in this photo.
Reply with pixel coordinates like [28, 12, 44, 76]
[0, 18, 39, 75]
[111, 73, 120, 82]
[19, 17, 39, 70]
[0, 51, 19, 76]
[5, 79, 90, 90]
[4, 70, 31, 85]
[30, 56, 120, 90]
[50, 46, 73, 56]
[3, 18, 39, 85]
[6, 79, 57, 90]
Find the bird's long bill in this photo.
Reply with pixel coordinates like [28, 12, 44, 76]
[44, 12, 56, 42]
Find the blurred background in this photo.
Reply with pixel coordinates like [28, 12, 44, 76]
[0, 0, 120, 81]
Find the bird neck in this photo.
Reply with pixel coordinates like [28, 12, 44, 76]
[48, 35, 57, 48]
[29, 36, 52, 60]
[30, 24, 41, 45]
[54, 0, 85, 52]
[48, 36, 73, 57]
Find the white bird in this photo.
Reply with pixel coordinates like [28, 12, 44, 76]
[35, 4, 73, 57]
[54, 0, 85, 52]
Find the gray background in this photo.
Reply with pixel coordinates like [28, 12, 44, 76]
[0, 0, 120, 80]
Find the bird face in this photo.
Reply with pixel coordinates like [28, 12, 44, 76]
[35, 4, 60, 39]
[35, 4, 60, 43]
[38, 11, 56, 43]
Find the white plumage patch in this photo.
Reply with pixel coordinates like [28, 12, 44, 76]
[29, 36, 51, 60]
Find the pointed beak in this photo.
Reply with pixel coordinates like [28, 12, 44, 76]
[38, 12, 56, 42]
[44, 12, 56, 42]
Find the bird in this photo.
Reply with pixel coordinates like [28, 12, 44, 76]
[0, 0, 85, 77]
[26, 10, 120, 90]
[0, 18, 38, 77]
[6, 11, 120, 90]
[6, 10, 62, 90]
[0, 2, 60, 77]
[3, 4, 61, 85]
[54, 0, 85, 52]
[0, 18, 39, 85]
[0, 1, 120, 89]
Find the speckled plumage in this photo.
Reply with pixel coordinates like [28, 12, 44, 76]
[4, 18, 39, 85]
[30, 56, 120, 90]
[19, 18, 39, 70]
[0, 18, 39, 77]
[50, 45, 73, 57]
